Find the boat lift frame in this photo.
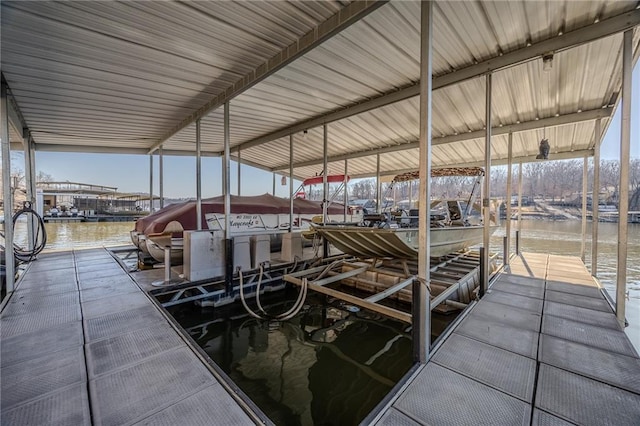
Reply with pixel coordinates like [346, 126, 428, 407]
[149, 260, 297, 308]
[284, 250, 492, 324]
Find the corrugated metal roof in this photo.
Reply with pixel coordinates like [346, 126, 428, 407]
[2, 1, 638, 180]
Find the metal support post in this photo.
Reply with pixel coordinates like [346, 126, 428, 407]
[592, 119, 601, 276]
[159, 146, 164, 209]
[196, 119, 202, 230]
[272, 173, 276, 196]
[517, 162, 523, 254]
[616, 30, 632, 327]
[409, 181, 413, 210]
[149, 154, 154, 211]
[343, 160, 348, 222]
[376, 153, 381, 213]
[482, 73, 492, 294]
[503, 236, 508, 267]
[289, 134, 294, 232]
[237, 148, 241, 196]
[580, 156, 588, 261]
[414, 0, 433, 364]
[1, 79, 15, 294]
[505, 132, 513, 265]
[322, 124, 329, 258]
[151, 245, 184, 287]
[224, 102, 232, 293]
[479, 247, 486, 298]
[23, 131, 35, 251]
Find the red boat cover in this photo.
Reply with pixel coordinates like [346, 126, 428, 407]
[135, 193, 345, 235]
[302, 174, 349, 186]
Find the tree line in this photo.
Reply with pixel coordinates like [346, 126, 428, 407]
[347, 159, 640, 210]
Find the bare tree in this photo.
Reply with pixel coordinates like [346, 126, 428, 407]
[600, 160, 620, 203]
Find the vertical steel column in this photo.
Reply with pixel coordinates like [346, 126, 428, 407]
[224, 102, 233, 293]
[616, 30, 632, 327]
[393, 183, 397, 208]
[289, 134, 294, 232]
[482, 73, 493, 294]
[322, 124, 329, 258]
[237, 148, 241, 196]
[409, 181, 412, 210]
[592, 119, 601, 276]
[149, 153, 154, 211]
[580, 156, 588, 261]
[505, 132, 513, 265]
[29, 135, 36, 203]
[1, 80, 15, 293]
[323, 124, 329, 223]
[159, 146, 164, 209]
[517, 162, 523, 254]
[414, 0, 433, 363]
[343, 160, 348, 222]
[23, 130, 34, 250]
[376, 154, 381, 213]
[272, 173, 276, 196]
[196, 119, 202, 230]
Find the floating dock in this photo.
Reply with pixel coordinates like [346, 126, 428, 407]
[373, 252, 640, 425]
[0, 248, 257, 425]
[2, 250, 639, 425]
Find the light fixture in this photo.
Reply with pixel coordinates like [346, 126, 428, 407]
[542, 52, 554, 72]
[536, 138, 550, 160]
[303, 129, 308, 139]
[536, 127, 550, 160]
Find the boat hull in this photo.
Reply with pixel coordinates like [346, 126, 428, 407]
[313, 225, 488, 259]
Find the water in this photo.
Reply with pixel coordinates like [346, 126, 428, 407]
[168, 292, 414, 426]
[13, 221, 134, 251]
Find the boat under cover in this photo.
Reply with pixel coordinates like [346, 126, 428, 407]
[312, 224, 488, 259]
[135, 193, 347, 236]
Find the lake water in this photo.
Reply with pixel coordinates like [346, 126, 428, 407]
[8, 218, 639, 424]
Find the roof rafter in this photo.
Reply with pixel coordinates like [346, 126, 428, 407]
[235, 9, 640, 155]
[272, 107, 612, 171]
[148, 0, 388, 154]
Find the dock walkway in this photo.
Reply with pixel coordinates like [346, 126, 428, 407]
[0, 248, 255, 425]
[376, 252, 640, 425]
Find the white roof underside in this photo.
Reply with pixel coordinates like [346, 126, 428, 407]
[2, 1, 639, 179]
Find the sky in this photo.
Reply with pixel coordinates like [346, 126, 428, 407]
[10, 64, 640, 199]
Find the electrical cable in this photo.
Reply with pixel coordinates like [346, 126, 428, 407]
[0, 201, 47, 264]
[238, 263, 308, 321]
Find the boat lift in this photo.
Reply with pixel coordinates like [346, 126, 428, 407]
[284, 250, 496, 324]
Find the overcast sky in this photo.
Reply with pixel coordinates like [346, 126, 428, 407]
[12, 65, 640, 199]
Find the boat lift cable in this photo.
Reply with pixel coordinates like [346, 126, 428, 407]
[238, 264, 308, 321]
[0, 202, 47, 263]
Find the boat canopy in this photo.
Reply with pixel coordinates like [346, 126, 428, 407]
[391, 167, 485, 183]
[135, 193, 345, 234]
[302, 174, 349, 186]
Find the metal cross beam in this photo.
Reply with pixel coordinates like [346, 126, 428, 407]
[233, 9, 640, 155]
[350, 149, 595, 180]
[148, 0, 388, 154]
[272, 107, 611, 172]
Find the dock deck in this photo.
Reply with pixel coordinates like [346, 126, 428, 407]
[375, 252, 640, 425]
[0, 248, 255, 425]
[3, 250, 640, 425]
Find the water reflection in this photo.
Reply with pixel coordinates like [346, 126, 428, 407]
[170, 292, 413, 426]
[13, 221, 133, 251]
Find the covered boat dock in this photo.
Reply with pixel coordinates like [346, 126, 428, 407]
[2, 1, 640, 425]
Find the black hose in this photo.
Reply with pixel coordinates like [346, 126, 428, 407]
[9, 202, 47, 263]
